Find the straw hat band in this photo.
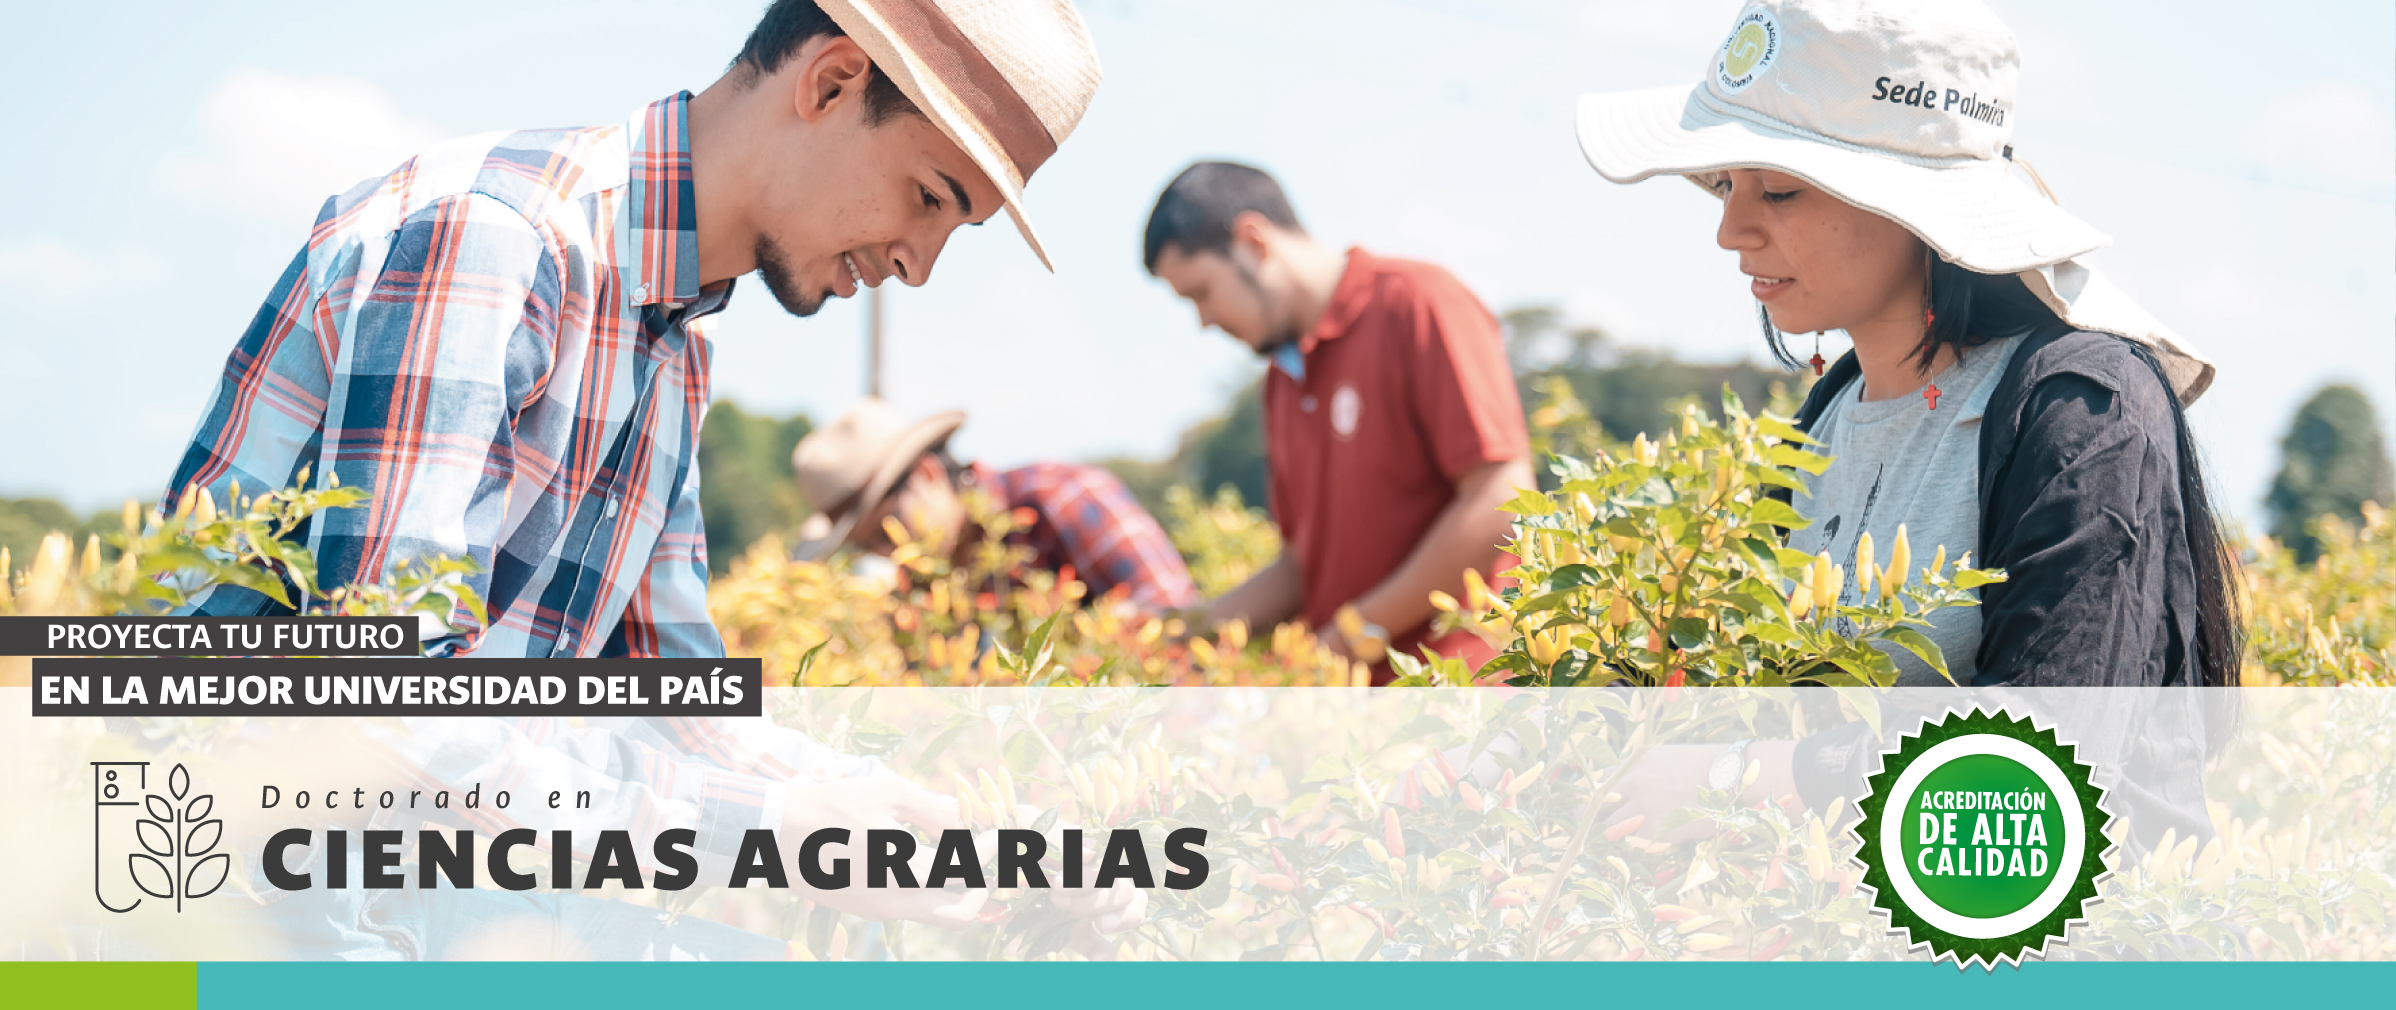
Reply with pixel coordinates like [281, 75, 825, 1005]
[866, 0, 1059, 182]
[817, 0, 1099, 269]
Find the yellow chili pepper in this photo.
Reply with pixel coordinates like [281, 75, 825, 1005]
[1855, 531, 1877, 601]
[1884, 526, 1912, 601]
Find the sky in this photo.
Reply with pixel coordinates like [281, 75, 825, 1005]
[2, 0, 2390, 532]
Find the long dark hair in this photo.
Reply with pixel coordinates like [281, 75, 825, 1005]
[1765, 258, 2244, 689]
[1758, 254, 2057, 372]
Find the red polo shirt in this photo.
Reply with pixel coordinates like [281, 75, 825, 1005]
[1265, 249, 1528, 679]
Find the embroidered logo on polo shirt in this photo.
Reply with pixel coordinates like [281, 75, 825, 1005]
[1715, 8, 1781, 95]
[1330, 385, 1362, 440]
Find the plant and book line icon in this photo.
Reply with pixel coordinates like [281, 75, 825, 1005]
[92, 760, 227, 912]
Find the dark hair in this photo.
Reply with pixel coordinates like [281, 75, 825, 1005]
[1757, 256, 2057, 373]
[729, 0, 921, 125]
[1766, 262, 2244, 689]
[2126, 340, 2245, 691]
[1143, 162, 1304, 272]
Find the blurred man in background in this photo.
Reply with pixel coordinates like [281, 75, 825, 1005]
[794, 399, 1199, 614]
[1143, 162, 1530, 680]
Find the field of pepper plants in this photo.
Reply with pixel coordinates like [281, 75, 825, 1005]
[2, 388, 2390, 963]
[406, 682, 2381, 963]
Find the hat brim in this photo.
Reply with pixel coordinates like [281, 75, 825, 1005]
[1575, 86, 2215, 405]
[792, 410, 966, 563]
[1575, 86, 2109, 275]
[823, 0, 1058, 272]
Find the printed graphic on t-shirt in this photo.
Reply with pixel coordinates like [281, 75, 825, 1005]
[1821, 463, 1887, 639]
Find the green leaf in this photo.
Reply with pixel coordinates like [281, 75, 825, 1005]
[1766, 444, 1832, 475]
[1511, 589, 1579, 614]
[1667, 618, 1712, 650]
[1383, 714, 1456, 750]
[1747, 622, 1802, 646]
[795, 641, 829, 682]
[1546, 564, 1602, 591]
[1746, 498, 1812, 530]
[1548, 649, 1594, 684]
[1477, 652, 1531, 677]
[1755, 415, 1816, 445]
[1499, 487, 1556, 516]
[1730, 537, 1784, 582]
[914, 718, 972, 770]
[1880, 627, 1951, 680]
[1001, 728, 1044, 773]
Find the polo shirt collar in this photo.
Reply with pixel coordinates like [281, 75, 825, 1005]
[618, 92, 707, 309]
[1298, 247, 1377, 356]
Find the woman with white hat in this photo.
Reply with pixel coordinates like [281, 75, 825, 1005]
[1574, 0, 2240, 694]
[1574, 0, 2241, 855]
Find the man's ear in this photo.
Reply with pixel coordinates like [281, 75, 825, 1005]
[913, 453, 950, 488]
[1229, 211, 1280, 268]
[792, 35, 875, 123]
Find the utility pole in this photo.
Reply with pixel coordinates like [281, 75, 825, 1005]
[866, 285, 885, 399]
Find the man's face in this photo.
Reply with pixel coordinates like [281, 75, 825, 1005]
[1151, 244, 1295, 355]
[748, 44, 1006, 317]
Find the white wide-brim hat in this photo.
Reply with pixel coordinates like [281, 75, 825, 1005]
[1575, 0, 2213, 402]
[821, 0, 1103, 271]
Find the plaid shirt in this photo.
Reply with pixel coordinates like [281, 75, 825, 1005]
[167, 94, 726, 658]
[980, 462, 1199, 612]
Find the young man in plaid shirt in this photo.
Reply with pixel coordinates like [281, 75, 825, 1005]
[165, 0, 1100, 661]
[156, 0, 1144, 953]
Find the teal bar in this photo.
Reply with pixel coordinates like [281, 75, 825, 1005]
[202, 961, 2390, 1009]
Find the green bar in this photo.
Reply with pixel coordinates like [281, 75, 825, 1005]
[2, 962, 196, 1009]
[197, 961, 2393, 1009]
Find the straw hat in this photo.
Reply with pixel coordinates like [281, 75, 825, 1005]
[791, 398, 967, 561]
[1574, 0, 2214, 402]
[820, 0, 1102, 271]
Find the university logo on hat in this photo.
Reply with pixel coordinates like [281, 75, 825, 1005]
[1714, 7, 1781, 94]
[1573, 0, 2215, 402]
[820, 0, 1102, 270]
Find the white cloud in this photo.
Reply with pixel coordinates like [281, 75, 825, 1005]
[158, 68, 446, 224]
[2252, 81, 2396, 194]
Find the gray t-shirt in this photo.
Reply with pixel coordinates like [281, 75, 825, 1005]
[1787, 336, 2022, 685]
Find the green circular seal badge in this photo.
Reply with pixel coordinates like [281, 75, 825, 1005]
[1852, 708, 2113, 968]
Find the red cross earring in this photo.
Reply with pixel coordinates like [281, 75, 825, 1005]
[1808, 333, 1825, 376]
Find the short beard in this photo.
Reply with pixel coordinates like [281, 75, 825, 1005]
[754, 235, 832, 318]
[1233, 257, 1299, 355]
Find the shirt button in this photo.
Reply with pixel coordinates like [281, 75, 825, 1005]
[604, 497, 620, 518]
[1301, 396, 1317, 413]
[633, 284, 651, 301]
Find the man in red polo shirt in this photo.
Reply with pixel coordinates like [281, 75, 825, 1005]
[1143, 162, 1531, 679]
